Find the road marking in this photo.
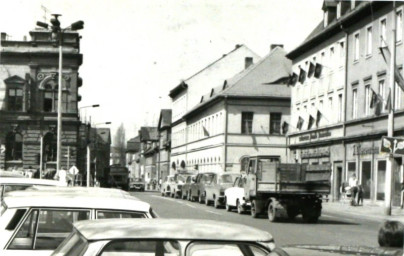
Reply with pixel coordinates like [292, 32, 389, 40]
[186, 204, 196, 208]
[205, 210, 222, 215]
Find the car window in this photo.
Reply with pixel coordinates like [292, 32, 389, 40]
[52, 231, 88, 256]
[97, 210, 147, 219]
[8, 209, 90, 250]
[203, 174, 215, 184]
[100, 240, 180, 256]
[220, 174, 238, 184]
[187, 242, 269, 256]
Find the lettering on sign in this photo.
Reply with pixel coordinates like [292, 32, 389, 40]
[353, 147, 379, 156]
[299, 130, 332, 142]
[301, 147, 330, 159]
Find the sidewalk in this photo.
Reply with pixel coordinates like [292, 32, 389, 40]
[322, 200, 404, 221]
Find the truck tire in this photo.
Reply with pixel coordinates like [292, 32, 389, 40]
[205, 196, 210, 206]
[286, 207, 299, 220]
[267, 201, 277, 222]
[214, 197, 220, 209]
[237, 200, 245, 214]
[187, 191, 192, 201]
[251, 200, 259, 218]
[225, 198, 232, 212]
[198, 192, 204, 204]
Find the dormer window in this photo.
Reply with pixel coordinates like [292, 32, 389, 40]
[337, 1, 342, 19]
[323, 1, 337, 27]
[324, 11, 329, 27]
[351, 0, 356, 10]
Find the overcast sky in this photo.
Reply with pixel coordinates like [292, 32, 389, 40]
[0, 0, 323, 142]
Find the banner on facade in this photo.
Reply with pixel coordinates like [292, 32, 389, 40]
[380, 136, 404, 155]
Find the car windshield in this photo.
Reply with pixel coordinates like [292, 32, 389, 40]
[177, 175, 187, 182]
[220, 174, 239, 183]
[100, 240, 180, 255]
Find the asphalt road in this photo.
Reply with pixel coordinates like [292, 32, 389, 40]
[132, 191, 382, 247]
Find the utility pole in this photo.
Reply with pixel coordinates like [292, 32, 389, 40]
[385, 1, 396, 216]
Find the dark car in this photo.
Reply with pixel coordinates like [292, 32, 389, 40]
[129, 178, 145, 192]
[181, 174, 196, 200]
[204, 173, 240, 208]
[189, 172, 215, 203]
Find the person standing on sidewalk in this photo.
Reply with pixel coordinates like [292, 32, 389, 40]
[345, 173, 359, 205]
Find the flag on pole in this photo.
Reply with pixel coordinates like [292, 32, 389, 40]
[297, 116, 304, 130]
[298, 68, 306, 84]
[316, 110, 322, 127]
[379, 46, 404, 91]
[202, 126, 210, 137]
[369, 89, 379, 108]
[385, 88, 392, 111]
[308, 115, 315, 129]
[287, 72, 298, 86]
[281, 121, 289, 134]
[314, 63, 323, 78]
[307, 62, 315, 78]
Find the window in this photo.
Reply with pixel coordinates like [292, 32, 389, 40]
[43, 132, 57, 162]
[8, 88, 23, 111]
[43, 82, 68, 113]
[339, 41, 345, 65]
[338, 94, 343, 122]
[5, 132, 23, 161]
[365, 84, 371, 116]
[395, 83, 402, 110]
[397, 9, 403, 42]
[328, 96, 333, 111]
[347, 162, 356, 178]
[352, 89, 358, 119]
[269, 113, 282, 135]
[97, 210, 147, 219]
[380, 18, 387, 47]
[8, 209, 90, 250]
[241, 112, 253, 134]
[101, 240, 180, 255]
[330, 47, 335, 64]
[354, 33, 360, 61]
[377, 160, 386, 200]
[379, 79, 386, 109]
[366, 26, 372, 56]
[187, 242, 269, 256]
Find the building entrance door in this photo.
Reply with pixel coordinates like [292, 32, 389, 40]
[361, 161, 371, 199]
[333, 162, 343, 201]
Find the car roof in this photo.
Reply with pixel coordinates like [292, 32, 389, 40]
[3, 190, 150, 212]
[0, 171, 25, 178]
[74, 218, 273, 242]
[0, 177, 63, 186]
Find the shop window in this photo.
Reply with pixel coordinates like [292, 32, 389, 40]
[347, 162, 356, 179]
[361, 161, 371, 199]
[43, 132, 57, 162]
[377, 160, 386, 200]
[8, 88, 23, 111]
[269, 113, 282, 135]
[241, 112, 253, 134]
[5, 132, 23, 161]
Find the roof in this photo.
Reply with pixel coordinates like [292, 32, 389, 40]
[126, 136, 140, 153]
[74, 219, 273, 242]
[0, 177, 64, 186]
[158, 109, 172, 130]
[139, 127, 158, 142]
[184, 47, 291, 118]
[4, 190, 150, 212]
[168, 44, 259, 99]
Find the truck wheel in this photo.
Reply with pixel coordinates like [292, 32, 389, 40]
[251, 200, 259, 218]
[198, 193, 204, 204]
[214, 197, 220, 208]
[225, 198, 232, 212]
[187, 191, 192, 201]
[237, 200, 244, 214]
[287, 207, 299, 220]
[205, 196, 210, 206]
[268, 201, 277, 222]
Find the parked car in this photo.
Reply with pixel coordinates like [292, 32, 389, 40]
[0, 177, 65, 198]
[224, 174, 250, 214]
[205, 173, 240, 208]
[51, 218, 286, 256]
[0, 170, 24, 178]
[0, 189, 156, 255]
[129, 178, 145, 191]
[189, 172, 215, 203]
[171, 173, 194, 198]
[181, 174, 196, 199]
[160, 174, 176, 196]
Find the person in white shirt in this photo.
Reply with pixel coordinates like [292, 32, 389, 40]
[346, 173, 359, 205]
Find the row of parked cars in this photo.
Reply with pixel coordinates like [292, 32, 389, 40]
[0, 170, 288, 256]
[160, 172, 251, 213]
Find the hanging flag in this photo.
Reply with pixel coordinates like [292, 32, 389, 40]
[287, 72, 298, 86]
[385, 88, 392, 111]
[308, 62, 316, 78]
[281, 121, 289, 134]
[316, 110, 322, 127]
[314, 63, 323, 78]
[369, 89, 378, 108]
[202, 126, 210, 137]
[298, 68, 306, 84]
[308, 115, 315, 129]
[297, 116, 304, 130]
[252, 134, 258, 150]
[379, 46, 404, 91]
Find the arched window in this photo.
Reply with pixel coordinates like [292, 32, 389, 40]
[171, 162, 176, 170]
[43, 132, 57, 162]
[43, 81, 68, 113]
[180, 160, 186, 169]
[5, 132, 23, 161]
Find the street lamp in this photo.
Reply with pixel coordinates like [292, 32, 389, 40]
[36, 15, 84, 172]
[79, 104, 100, 123]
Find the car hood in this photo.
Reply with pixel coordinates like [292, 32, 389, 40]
[281, 245, 403, 256]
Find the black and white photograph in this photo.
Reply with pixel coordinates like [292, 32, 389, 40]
[0, 0, 403, 255]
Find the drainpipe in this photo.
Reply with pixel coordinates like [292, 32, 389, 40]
[224, 96, 228, 172]
[342, 29, 349, 185]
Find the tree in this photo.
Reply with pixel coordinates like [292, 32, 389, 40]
[113, 123, 126, 166]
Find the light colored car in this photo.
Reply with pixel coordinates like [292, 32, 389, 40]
[0, 170, 25, 178]
[129, 178, 145, 191]
[189, 172, 216, 203]
[0, 189, 156, 255]
[161, 174, 176, 196]
[205, 173, 240, 208]
[0, 177, 65, 198]
[51, 218, 285, 256]
[181, 174, 196, 200]
[224, 175, 250, 214]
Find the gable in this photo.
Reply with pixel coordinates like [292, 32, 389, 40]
[4, 75, 26, 85]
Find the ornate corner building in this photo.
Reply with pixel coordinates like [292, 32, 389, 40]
[0, 29, 83, 171]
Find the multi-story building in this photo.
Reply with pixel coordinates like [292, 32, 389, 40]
[157, 109, 172, 182]
[139, 126, 158, 189]
[126, 136, 141, 179]
[287, 1, 404, 205]
[0, 28, 83, 173]
[169, 44, 261, 172]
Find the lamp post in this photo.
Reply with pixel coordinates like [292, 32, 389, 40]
[79, 104, 100, 123]
[36, 15, 84, 173]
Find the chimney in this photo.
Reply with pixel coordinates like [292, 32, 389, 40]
[1, 32, 7, 41]
[245, 57, 253, 69]
[23, 35, 27, 41]
[270, 44, 284, 51]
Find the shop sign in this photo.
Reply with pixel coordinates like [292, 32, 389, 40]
[353, 146, 379, 156]
[301, 147, 330, 159]
[299, 130, 332, 142]
[380, 136, 404, 155]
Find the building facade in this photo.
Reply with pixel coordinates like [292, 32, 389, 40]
[157, 109, 172, 182]
[0, 28, 83, 173]
[287, 1, 404, 205]
[169, 44, 261, 172]
[139, 127, 158, 189]
[126, 136, 141, 179]
[172, 46, 291, 173]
